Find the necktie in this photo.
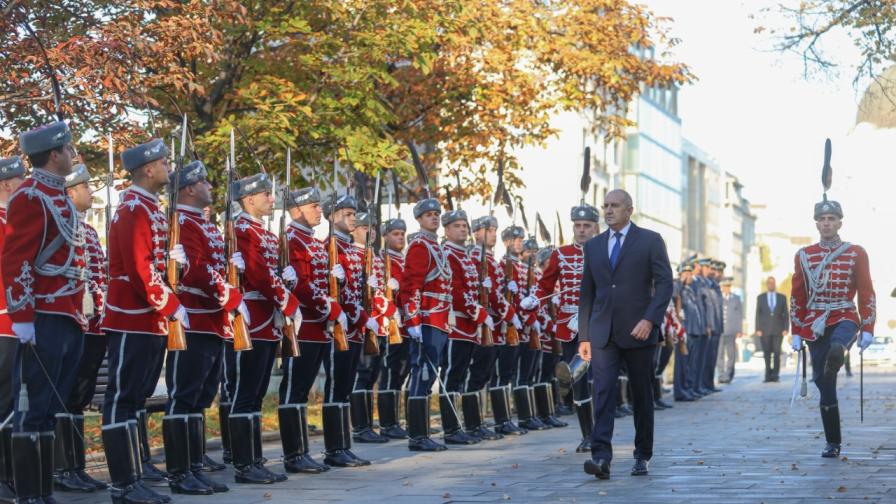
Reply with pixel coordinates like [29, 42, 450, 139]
[769, 293, 775, 311]
[610, 232, 622, 268]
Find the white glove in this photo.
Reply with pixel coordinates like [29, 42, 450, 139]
[484, 315, 495, 331]
[367, 274, 381, 290]
[229, 252, 245, 272]
[337, 312, 349, 333]
[552, 295, 560, 306]
[237, 301, 251, 325]
[387, 277, 400, 291]
[365, 318, 380, 333]
[169, 244, 188, 266]
[791, 335, 801, 352]
[859, 331, 874, 352]
[281, 265, 297, 284]
[12, 322, 35, 345]
[481, 277, 492, 290]
[533, 321, 542, 334]
[173, 305, 190, 329]
[331, 264, 345, 282]
[567, 314, 578, 334]
[291, 308, 303, 329]
[407, 325, 423, 341]
[507, 280, 519, 294]
[511, 314, 522, 331]
[520, 295, 538, 311]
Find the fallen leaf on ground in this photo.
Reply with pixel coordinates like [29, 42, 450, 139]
[837, 486, 847, 493]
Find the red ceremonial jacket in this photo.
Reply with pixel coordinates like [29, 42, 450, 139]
[286, 221, 342, 343]
[333, 234, 369, 344]
[176, 206, 242, 339]
[790, 238, 876, 341]
[234, 213, 299, 342]
[0, 207, 14, 337]
[468, 246, 514, 344]
[83, 221, 107, 336]
[2, 170, 87, 330]
[533, 244, 584, 343]
[382, 248, 407, 338]
[399, 231, 451, 332]
[443, 241, 487, 342]
[354, 243, 396, 339]
[101, 186, 180, 335]
[503, 254, 539, 342]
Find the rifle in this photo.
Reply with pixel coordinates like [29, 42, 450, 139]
[547, 293, 562, 355]
[383, 183, 402, 345]
[278, 149, 300, 357]
[224, 153, 252, 352]
[525, 253, 541, 351]
[328, 163, 349, 352]
[477, 240, 494, 348]
[105, 133, 114, 259]
[503, 256, 520, 347]
[166, 115, 188, 352]
[362, 172, 382, 356]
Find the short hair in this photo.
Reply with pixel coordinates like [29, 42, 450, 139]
[27, 146, 65, 169]
[606, 189, 633, 208]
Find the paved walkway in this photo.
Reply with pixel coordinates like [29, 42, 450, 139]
[69, 361, 896, 503]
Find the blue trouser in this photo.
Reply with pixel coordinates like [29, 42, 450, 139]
[673, 338, 691, 399]
[702, 332, 721, 390]
[808, 321, 858, 406]
[12, 314, 83, 432]
[466, 345, 498, 392]
[407, 326, 448, 397]
[686, 334, 706, 392]
[165, 332, 224, 415]
[323, 340, 362, 404]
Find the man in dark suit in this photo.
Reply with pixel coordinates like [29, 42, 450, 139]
[578, 189, 673, 480]
[755, 276, 789, 382]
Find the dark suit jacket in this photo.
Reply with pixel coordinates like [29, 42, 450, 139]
[755, 292, 788, 337]
[578, 222, 673, 349]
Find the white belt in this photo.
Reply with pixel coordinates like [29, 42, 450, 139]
[242, 291, 267, 301]
[178, 286, 210, 298]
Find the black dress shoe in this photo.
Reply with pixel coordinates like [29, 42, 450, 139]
[619, 404, 634, 415]
[495, 422, 527, 436]
[631, 458, 649, 476]
[674, 395, 695, 402]
[556, 403, 574, 416]
[233, 464, 276, 484]
[583, 458, 610, 480]
[408, 437, 448, 452]
[192, 471, 229, 492]
[575, 439, 590, 453]
[343, 450, 371, 467]
[543, 415, 568, 428]
[353, 428, 390, 443]
[167, 472, 214, 495]
[54, 470, 97, 492]
[519, 417, 550, 431]
[821, 442, 841, 458]
[109, 481, 169, 504]
[75, 469, 109, 490]
[323, 450, 360, 468]
[201, 454, 226, 472]
[470, 426, 503, 441]
[443, 429, 479, 445]
[255, 462, 288, 482]
[380, 425, 409, 439]
[138, 481, 171, 503]
[655, 398, 673, 410]
[614, 407, 626, 418]
[284, 454, 328, 474]
[140, 461, 168, 482]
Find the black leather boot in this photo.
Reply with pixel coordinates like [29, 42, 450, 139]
[461, 392, 502, 441]
[408, 396, 447, 452]
[105, 424, 167, 504]
[198, 413, 225, 472]
[534, 383, 567, 428]
[351, 391, 388, 443]
[820, 403, 842, 458]
[575, 399, 594, 453]
[12, 432, 42, 504]
[251, 413, 286, 482]
[298, 405, 329, 472]
[38, 431, 57, 503]
[53, 413, 95, 492]
[279, 405, 325, 474]
[127, 421, 171, 503]
[71, 415, 107, 490]
[340, 404, 371, 465]
[218, 403, 232, 464]
[377, 390, 408, 439]
[163, 416, 213, 495]
[229, 414, 275, 484]
[552, 379, 573, 416]
[187, 415, 228, 492]
[440, 393, 478, 445]
[515, 387, 549, 431]
[135, 411, 166, 482]
[491, 387, 526, 436]
[0, 424, 15, 503]
[322, 404, 360, 467]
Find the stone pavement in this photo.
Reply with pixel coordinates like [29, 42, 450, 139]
[68, 362, 896, 503]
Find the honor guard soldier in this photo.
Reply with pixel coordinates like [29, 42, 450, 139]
[690, 258, 717, 395]
[398, 197, 452, 452]
[376, 218, 410, 439]
[3, 121, 88, 504]
[514, 235, 550, 432]
[228, 173, 300, 484]
[0, 156, 26, 502]
[466, 216, 515, 441]
[101, 137, 187, 504]
[532, 246, 567, 428]
[439, 207, 490, 445]
[54, 164, 109, 493]
[675, 261, 703, 402]
[701, 260, 724, 393]
[521, 203, 599, 452]
[349, 211, 394, 444]
[277, 187, 340, 474]
[320, 194, 378, 467]
[163, 161, 247, 495]
[791, 191, 875, 458]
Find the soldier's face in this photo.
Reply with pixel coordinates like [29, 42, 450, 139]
[191, 180, 213, 208]
[815, 214, 842, 239]
[508, 237, 523, 254]
[680, 270, 692, 283]
[572, 220, 598, 244]
[722, 284, 731, 295]
[66, 182, 92, 213]
[0, 176, 24, 199]
[334, 208, 356, 233]
[417, 210, 440, 233]
[352, 225, 368, 243]
[444, 220, 468, 244]
[521, 249, 534, 261]
[385, 229, 405, 251]
[296, 202, 322, 227]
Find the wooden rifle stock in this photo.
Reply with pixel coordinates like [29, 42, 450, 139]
[166, 208, 187, 351]
[278, 222, 299, 358]
[503, 257, 519, 346]
[328, 232, 349, 352]
[362, 246, 380, 356]
[225, 218, 253, 352]
[477, 243, 494, 347]
[525, 255, 541, 351]
[383, 252, 402, 345]
[548, 300, 562, 355]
